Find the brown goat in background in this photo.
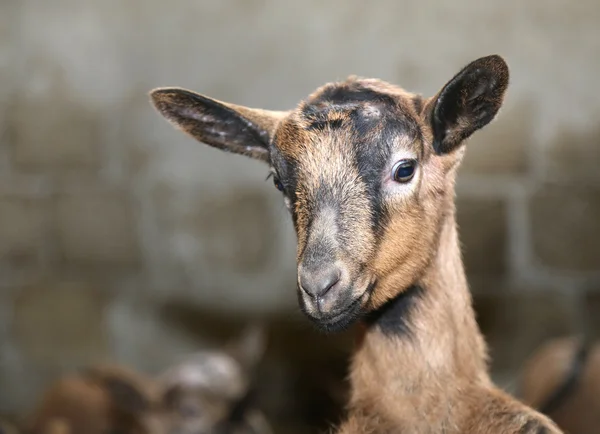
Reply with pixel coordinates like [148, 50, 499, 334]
[520, 336, 600, 434]
[150, 55, 562, 432]
[26, 364, 163, 434]
[24, 326, 272, 434]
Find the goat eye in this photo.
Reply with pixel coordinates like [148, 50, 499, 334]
[392, 159, 417, 183]
[273, 176, 285, 192]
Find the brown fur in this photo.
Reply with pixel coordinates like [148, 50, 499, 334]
[25, 364, 165, 434]
[25, 329, 272, 434]
[149, 55, 562, 433]
[521, 336, 600, 434]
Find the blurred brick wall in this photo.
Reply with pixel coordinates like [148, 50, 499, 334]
[0, 0, 599, 416]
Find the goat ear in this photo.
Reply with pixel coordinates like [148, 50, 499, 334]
[225, 323, 267, 370]
[149, 88, 288, 163]
[428, 55, 509, 154]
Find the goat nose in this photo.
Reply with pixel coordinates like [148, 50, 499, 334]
[299, 266, 341, 298]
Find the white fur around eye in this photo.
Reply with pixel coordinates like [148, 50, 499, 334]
[383, 151, 420, 197]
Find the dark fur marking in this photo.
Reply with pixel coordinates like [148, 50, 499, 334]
[351, 112, 420, 239]
[299, 103, 347, 127]
[350, 104, 420, 140]
[352, 128, 387, 237]
[364, 285, 424, 337]
[304, 83, 421, 138]
[349, 109, 378, 137]
[309, 82, 398, 108]
[538, 338, 591, 415]
[411, 95, 424, 114]
[301, 81, 418, 136]
[519, 420, 551, 434]
[305, 117, 345, 131]
[269, 140, 299, 221]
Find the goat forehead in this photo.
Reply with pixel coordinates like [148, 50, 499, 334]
[305, 76, 420, 109]
[274, 80, 422, 169]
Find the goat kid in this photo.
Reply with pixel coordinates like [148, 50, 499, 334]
[150, 54, 562, 433]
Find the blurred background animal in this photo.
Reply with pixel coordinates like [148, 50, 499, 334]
[157, 304, 352, 434]
[25, 363, 163, 434]
[157, 324, 272, 434]
[22, 323, 278, 434]
[520, 336, 600, 434]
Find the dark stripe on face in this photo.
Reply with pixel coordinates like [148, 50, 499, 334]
[351, 108, 418, 238]
[364, 285, 424, 337]
[269, 137, 300, 226]
[352, 123, 387, 235]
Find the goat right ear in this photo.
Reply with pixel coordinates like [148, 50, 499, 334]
[428, 55, 509, 155]
[149, 88, 288, 163]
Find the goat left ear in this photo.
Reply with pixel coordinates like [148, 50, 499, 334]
[428, 55, 509, 154]
[150, 87, 288, 163]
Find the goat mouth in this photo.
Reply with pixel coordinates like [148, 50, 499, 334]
[311, 298, 363, 333]
[307, 282, 375, 333]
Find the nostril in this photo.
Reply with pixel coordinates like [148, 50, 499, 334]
[299, 266, 341, 298]
[320, 269, 341, 296]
